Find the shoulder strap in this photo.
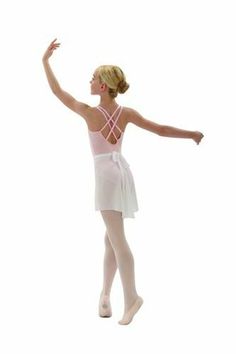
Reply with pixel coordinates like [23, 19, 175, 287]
[96, 106, 123, 141]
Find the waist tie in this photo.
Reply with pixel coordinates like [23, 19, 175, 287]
[94, 151, 130, 169]
[93, 151, 131, 216]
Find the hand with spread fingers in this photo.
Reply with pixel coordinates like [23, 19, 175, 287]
[42, 38, 61, 62]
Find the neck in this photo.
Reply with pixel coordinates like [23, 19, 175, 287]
[99, 96, 117, 107]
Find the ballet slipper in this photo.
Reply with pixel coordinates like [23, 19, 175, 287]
[99, 294, 112, 318]
[118, 296, 143, 325]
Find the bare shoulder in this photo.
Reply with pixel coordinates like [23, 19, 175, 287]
[83, 106, 99, 128]
[121, 106, 134, 126]
[125, 107, 147, 128]
[124, 106, 163, 135]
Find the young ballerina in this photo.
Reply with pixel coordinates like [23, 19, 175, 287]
[42, 38, 204, 325]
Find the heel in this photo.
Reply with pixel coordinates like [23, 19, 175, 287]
[99, 295, 112, 317]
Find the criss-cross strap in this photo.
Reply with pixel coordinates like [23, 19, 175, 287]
[96, 105, 123, 142]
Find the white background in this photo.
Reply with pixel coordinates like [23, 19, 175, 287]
[0, 0, 235, 353]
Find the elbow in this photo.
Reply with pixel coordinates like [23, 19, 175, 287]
[149, 123, 165, 136]
[52, 85, 62, 95]
[142, 119, 163, 136]
[157, 126, 166, 136]
[52, 88, 61, 95]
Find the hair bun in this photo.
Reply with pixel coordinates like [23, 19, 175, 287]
[118, 80, 129, 94]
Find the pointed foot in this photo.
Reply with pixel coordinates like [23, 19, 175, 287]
[118, 296, 143, 325]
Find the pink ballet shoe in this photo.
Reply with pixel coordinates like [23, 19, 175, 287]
[99, 294, 112, 318]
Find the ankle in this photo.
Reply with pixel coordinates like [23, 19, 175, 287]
[100, 291, 110, 298]
[125, 294, 139, 311]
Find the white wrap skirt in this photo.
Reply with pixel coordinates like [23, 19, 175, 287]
[93, 151, 139, 218]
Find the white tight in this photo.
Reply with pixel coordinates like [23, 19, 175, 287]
[100, 210, 139, 312]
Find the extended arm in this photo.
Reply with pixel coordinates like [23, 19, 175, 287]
[127, 108, 204, 144]
[156, 124, 195, 139]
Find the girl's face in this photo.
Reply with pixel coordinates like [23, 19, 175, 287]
[90, 70, 106, 95]
[90, 71, 100, 94]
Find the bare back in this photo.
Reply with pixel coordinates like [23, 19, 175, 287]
[87, 105, 129, 145]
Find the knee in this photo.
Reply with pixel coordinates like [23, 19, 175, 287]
[106, 232, 128, 253]
[104, 232, 113, 249]
[105, 231, 122, 252]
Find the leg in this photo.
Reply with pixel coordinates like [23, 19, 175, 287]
[99, 231, 117, 317]
[100, 210, 143, 325]
[101, 230, 118, 297]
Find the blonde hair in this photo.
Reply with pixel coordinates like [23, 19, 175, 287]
[96, 65, 129, 98]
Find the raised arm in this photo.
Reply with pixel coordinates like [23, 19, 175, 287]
[126, 108, 204, 145]
[42, 39, 91, 121]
